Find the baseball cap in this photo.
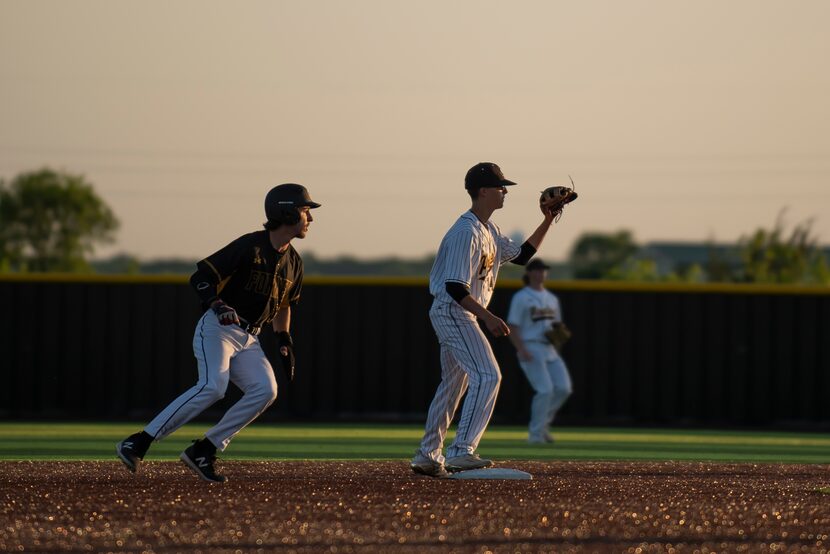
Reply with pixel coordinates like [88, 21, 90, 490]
[464, 162, 517, 190]
[525, 258, 551, 271]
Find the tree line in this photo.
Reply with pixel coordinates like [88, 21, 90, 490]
[2, 168, 828, 284]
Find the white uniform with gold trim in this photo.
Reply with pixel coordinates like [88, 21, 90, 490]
[507, 286, 573, 441]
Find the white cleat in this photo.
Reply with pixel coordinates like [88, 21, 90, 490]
[445, 453, 493, 473]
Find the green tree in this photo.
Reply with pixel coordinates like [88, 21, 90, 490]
[0, 168, 119, 272]
[568, 230, 640, 279]
[603, 259, 705, 282]
[738, 213, 829, 284]
[703, 242, 739, 282]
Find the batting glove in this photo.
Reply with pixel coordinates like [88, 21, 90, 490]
[211, 300, 240, 326]
[276, 331, 296, 381]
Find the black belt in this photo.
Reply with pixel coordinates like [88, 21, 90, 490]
[237, 318, 262, 336]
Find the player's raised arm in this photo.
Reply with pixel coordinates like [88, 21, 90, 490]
[511, 180, 579, 266]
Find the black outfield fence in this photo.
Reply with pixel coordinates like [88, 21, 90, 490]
[1, 274, 828, 429]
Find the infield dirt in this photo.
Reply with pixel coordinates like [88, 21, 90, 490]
[2, 460, 829, 553]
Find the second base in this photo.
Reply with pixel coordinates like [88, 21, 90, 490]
[448, 467, 532, 480]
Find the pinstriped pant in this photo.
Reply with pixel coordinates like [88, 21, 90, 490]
[418, 301, 502, 462]
[143, 311, 278, 451]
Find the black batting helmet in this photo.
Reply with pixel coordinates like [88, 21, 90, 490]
[264, 184, 321, 227]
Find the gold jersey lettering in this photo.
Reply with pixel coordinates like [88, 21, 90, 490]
[530, 306, 557, 322]
[477, 249, 496, 291]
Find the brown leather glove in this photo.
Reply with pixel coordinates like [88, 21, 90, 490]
[544, 322, 572, 351]
[540, 177, 578, 220]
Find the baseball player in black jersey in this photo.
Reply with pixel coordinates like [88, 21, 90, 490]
[116, 184, 320, 482]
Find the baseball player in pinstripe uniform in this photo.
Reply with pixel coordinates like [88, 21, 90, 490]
[411, 162, 560, 477]
[116, 184, 320, 482]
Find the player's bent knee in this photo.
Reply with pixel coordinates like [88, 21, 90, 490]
[252, 381, 278, 406]
[470, 370, 501, 388]
[265, 383, 278, 405]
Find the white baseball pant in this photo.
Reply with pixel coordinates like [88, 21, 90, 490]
[144, 310, 277, 451]
[519, 342, 572, 440]
[418, 301, 501, 463]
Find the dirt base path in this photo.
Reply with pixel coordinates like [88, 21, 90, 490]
[2, 461, 829, 553]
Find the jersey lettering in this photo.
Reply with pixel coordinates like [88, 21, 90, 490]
[530, 306, 557, 322]
[245, 270, 273, 296]
[430, 211, 519, 307]
[478, 249, 495, 291]
[195, 231, 304, 325]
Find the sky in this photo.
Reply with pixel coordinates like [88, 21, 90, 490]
[1, 1, 828, 261]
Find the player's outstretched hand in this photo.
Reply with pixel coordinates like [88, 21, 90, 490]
[539, 181, 578, 220]
[211, 300, 240, 326]
[483, 313, 510, 338]
[276, 331, 296, 381]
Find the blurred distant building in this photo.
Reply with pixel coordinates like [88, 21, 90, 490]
[635, 241, 830, 281]
[637, 241, 742, 278]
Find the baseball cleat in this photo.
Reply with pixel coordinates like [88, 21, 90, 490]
[180, 440, 226, 483]
[445, 453, 493, 473]
[410, 452, 450, 478]
[115, 435, 144, 473]
[528, 432, 555, 445]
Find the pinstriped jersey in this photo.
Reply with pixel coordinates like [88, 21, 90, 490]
[429, 210, 521, 307]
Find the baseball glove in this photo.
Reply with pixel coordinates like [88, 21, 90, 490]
[544, 322, 572, 351]
[540, 176, 578, 220]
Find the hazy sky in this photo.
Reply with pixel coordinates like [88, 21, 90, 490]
[1, 1, 828, 261]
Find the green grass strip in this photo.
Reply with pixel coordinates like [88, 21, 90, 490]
[0, 422, 828, 463]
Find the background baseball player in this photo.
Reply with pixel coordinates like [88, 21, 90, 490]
[411, 162, 562, 478]
[116, 183, 320, 482]
[507, 258, 573, 443]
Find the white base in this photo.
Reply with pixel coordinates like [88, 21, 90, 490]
[448, 467, 532, 480]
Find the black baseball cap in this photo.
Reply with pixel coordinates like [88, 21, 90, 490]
[526, 258, 551, 271]
[464, 162, 517, 190]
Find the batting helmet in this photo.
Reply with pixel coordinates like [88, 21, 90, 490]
[264, 184, 321, 227]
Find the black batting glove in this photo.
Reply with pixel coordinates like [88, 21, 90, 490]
[211, 299, 240, 326]
[276, 331, 295, 381]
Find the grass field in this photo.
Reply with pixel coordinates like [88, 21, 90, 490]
[2, 422, 829, 463]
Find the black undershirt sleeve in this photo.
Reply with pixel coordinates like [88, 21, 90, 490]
[189, 235, 249, 308]
[445, 281, 471, 304]
[190, 265, 220, 307]
[510, 241, 536, 266]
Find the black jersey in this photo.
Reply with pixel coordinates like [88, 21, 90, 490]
[189, 231, 304, 327]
